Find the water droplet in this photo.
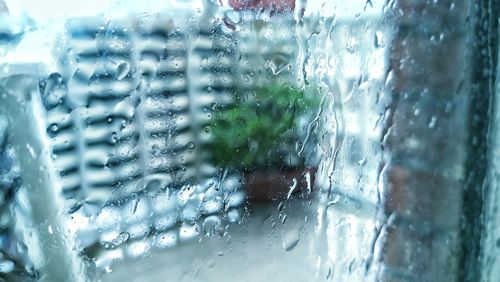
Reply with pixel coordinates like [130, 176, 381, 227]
[156, 231, 178, 248]
[112, 232, 130, 246]
[223, 10, 241, 30]
[203, 216, 221, 237]
[227, 209, 241, 223]
[282, 229, 300, 251]
[207, 259, 216, 268]
[104, 265, 112, 273]
[127, 240, 151, 257]
[110, 132, 117, 144]
[151, 144, 161, 156]
[374, 32, 383, 48]
[287, 178, 298, 199]
[224, 10, 241, 25]
[179, 223, 199, 241]
[268, 53, 291, 75]
[281, 214, 287, 224]
[358, 157, 367, 166]
[278, 202, 285, 212]
[26, 144, 36, 158]
[0, 260, 14, 273]
[428, 116, 437, 128]
[345, 37, 357, 53]
[16, 242, 28, 254]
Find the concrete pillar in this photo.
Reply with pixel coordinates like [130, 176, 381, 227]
[377, 0, 470, 280]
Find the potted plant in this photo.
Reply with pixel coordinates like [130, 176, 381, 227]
[209, 83, 320, 201]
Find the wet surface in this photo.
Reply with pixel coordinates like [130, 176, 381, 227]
[103, 200, 319, 282]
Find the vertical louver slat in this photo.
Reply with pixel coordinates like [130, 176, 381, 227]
[41, 13, 245, 266]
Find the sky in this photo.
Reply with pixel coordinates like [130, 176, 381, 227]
[1, 0, 383, 66]
[4, 0, 383, 23]
[3, 0, 202, 23]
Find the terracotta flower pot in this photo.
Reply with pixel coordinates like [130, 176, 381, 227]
[244, 167, 316, 202]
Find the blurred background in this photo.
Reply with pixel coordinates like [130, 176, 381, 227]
[0, 0, 499, 281]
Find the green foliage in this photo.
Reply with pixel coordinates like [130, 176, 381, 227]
[210, 84, 320, 170]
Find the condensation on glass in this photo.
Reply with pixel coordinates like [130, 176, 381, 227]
[0, 0, 499, 281]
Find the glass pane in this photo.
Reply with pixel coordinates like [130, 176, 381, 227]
[0, 0, 499, 281]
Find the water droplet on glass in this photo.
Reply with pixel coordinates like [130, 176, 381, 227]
[207, 259, 216, 268]
[268, 53, 291, 75]
[287, 178, 298, 199]
[156, 231, 178, 249]
[110, 132, 117, 144]
[104, 265, 113, 273]
[374, 32, 383, 48]
[429, 116, 437, 128]
[0, 260, 15, 273]
[16, 242, 28, 254]
[282, 229, 300, 251]
[116, 62, 130, 80]
[112, 232, 130, 246]
[224, 10, 241, 30]
[281, 214, 288, 224]
[227, 209, 241, 223]
[179, 223, 199, 241]
[151, 144, 161, 157]
[203, 215, 221, 237]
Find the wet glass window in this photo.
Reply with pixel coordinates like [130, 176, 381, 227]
[0, 0, 499, 281]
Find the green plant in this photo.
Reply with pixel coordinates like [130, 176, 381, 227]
[210, 84, 320, 170]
